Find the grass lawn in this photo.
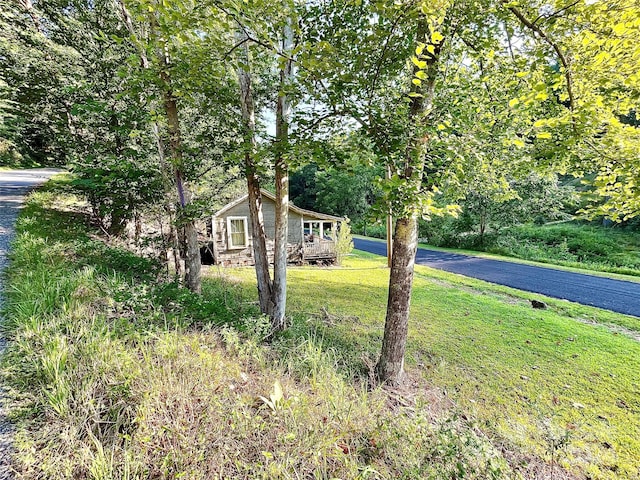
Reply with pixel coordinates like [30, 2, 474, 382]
[2, 178, 509, 479]
[223, 252, 640, 480]
[3, 179, 639, 479]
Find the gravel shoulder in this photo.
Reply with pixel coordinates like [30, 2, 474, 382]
[0, 169, 61, 479]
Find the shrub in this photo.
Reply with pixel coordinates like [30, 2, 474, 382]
[335, 220, 354, 265]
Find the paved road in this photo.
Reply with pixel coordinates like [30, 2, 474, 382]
[354, 237, 640, 317]
[0, 169, 60, 479]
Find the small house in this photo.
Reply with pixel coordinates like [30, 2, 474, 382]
[208, 190, 344, 267]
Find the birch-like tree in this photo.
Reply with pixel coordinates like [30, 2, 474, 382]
[221, 1, 298, 330]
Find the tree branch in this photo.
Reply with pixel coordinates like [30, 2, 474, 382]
[503, 1, 576, 113]
[366, 7, 411, 103]
[222, 37, 250, 60]
[532, 0, 581, 26]
[297, 108, 346, 133]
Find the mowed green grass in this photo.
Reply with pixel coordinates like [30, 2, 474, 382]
[221, 252, 640, 479]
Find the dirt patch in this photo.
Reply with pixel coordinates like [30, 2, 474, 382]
[500, 446, 585, 480]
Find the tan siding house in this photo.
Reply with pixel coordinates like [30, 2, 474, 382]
[210, 190, 344, 267]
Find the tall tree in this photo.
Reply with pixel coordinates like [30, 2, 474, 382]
[298, 0, 636, 383]
[151, 18, 202, 292]
[272, 18, 294, 330]
[235, 27, 274, 315]
[219, 1, 299, 330]
[298, 0, 455, 383]
[376, 13, 445, 384]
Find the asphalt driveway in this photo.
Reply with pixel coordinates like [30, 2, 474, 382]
[353, 237, 640, 318]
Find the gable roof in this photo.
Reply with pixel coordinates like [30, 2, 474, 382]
[214, 189, 344, 222]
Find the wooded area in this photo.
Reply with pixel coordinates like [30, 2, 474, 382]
[1, 0, 639, 386]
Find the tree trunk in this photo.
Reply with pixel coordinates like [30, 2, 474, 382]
[155, 124, 184, 280]
[168, 206, 183, 279]
[183, 219, 201, 292]
[246, 173, 274, 314]
[376, 15, 441, 385]
[117, 1, 187, 282]
[376, 216, 418, 384]
[236, 30, 273, 314]
[157, 32, 201, 293]
[271, 22, 294, 331]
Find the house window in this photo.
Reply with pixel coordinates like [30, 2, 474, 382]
[304, 221, 335, 241]
[323, 222, 334, 240]
[227, 216, 248, 249]
[303, 221, 321, 241]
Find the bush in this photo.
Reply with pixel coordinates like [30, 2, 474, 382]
[71, 156, 164, 236]
[335, 220, 354, 265]
[0, 138, 40, 167]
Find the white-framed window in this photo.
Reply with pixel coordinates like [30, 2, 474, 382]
[303, 221, 320, 241]
[227, 216, 249, 249]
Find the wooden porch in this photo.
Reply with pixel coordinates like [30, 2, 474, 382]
[302, 239, 336, 261]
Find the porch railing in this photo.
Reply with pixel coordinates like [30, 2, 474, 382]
[303, 239, 336, 259]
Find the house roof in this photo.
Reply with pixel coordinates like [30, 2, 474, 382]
[214, 189, 345, 222]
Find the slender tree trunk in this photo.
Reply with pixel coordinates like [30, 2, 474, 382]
[479, 212, 486, 246]
[168, 206, 183, 278]
[271, 22, 294, 331]
[386, 165, 393, 268]
[376, 15, 441, 385]
[156, 30, 201, 293]
[117, 1, 185, 280]
[154, 122, 184, 280]
[236, 30, 273, 314]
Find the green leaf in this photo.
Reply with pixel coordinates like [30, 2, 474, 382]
[411, 56, 427, 69]
[509, 98, 520, 108]
[431, 31, 444, 44]
[612, 23, 628, 35]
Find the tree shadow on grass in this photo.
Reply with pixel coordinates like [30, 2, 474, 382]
[274, 275, 388, 383]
